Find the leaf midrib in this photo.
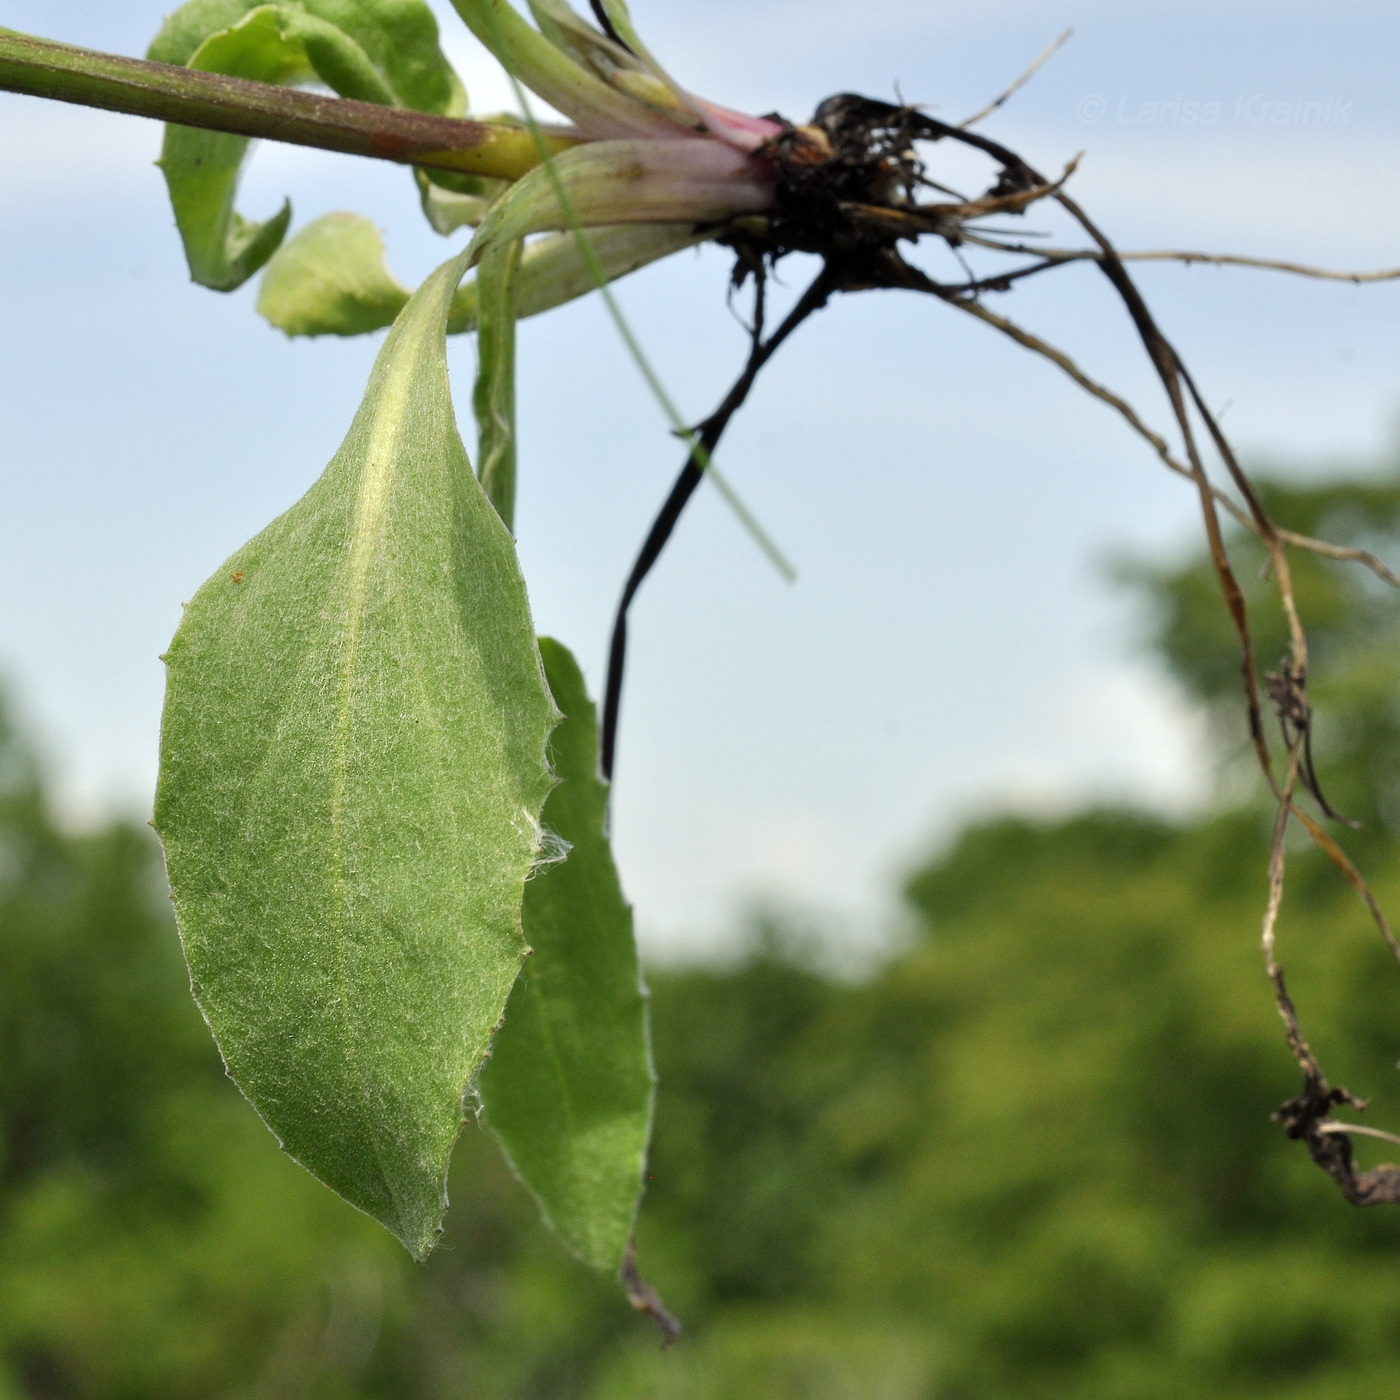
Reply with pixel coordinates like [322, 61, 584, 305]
[329, 341, 421, 1231]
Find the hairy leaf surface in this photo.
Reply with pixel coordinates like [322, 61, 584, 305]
[155, 249, 556, 1260]
[479, 638, 653, 1273]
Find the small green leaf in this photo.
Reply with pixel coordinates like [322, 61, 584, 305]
[472, 237, 523, 529]
[156, 128, 293, 295]
[198, 6, 396, 103]
[259, 214, 708, 340]
[479, 637, 654, 1274]
[415, 168, 504, 236]
[525, 0, 690, 117]
[447, 0, 683, 138]
[149, 0, 465, 290]
[154, 248, 557, 1260]
[147, 0, 260, 65]
[155, 7, 379, 290]
[149, 0, 465, 114]
[258, 212, 410, 337]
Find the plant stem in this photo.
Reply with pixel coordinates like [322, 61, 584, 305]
[0, 27, 578, 181]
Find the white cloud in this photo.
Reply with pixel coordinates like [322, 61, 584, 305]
[995, 663, 1212, 813]
[624, 660, 1213, 958]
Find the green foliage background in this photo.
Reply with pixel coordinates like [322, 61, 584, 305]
[5, 463, 1400, 1398]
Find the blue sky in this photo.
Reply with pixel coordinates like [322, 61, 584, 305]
[2, 1, 1399, 953]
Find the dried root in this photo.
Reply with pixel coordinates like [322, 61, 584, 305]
[603, 89, 1400, 1206]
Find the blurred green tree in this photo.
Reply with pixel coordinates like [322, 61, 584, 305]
[1125, 471, 1400, 844]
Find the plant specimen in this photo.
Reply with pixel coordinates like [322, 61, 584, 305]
[4, 0, 1400, 1335]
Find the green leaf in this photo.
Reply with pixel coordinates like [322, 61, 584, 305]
[155, 7, 378, 291]
[149, 0, 466, 114]
[149, 0, 464, 290]
[447, 0, 683, 138]
[472, 237, 523, 529]
[201, 7, 396, 103]
[147, 0, 260, 64]
[595, 0, 694, 112]
[258, 212, 410, 336]
[156, 129, 292, 294]
[415, 167, 504, 236]
[479, 637, 654, 1273]
[259, 214, 706, 339]
[467, 222, 708, 326]
[525, 0, 688, 116]
[154, 248, 558, 1260]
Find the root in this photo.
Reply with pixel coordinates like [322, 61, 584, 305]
[608, 87, 1400, 1208]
